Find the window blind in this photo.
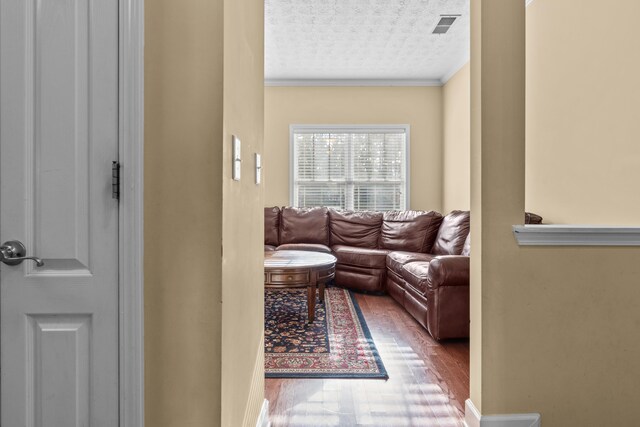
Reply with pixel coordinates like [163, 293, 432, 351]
[291, 126, 408, 211]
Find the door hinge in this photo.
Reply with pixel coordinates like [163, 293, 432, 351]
[112, 161, 120, 200]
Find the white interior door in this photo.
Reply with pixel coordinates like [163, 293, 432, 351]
[0, 0, 120, 425]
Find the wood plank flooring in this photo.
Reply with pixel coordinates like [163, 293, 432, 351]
[265, 292, 470, 427]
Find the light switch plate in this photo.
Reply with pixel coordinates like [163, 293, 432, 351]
[255, 153, 261, 184]
[232, 135, 241, 181]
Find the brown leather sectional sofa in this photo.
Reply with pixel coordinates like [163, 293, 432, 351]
[264, 206, 542, 340]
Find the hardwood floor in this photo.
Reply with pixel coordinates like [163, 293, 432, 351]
[265, 292, 470, 427]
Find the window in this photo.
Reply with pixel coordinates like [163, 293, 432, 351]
[291, 125, 409, 211]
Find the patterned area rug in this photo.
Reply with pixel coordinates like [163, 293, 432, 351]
[265, 287, 388, 379]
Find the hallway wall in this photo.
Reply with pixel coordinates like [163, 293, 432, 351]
[145, 0, 223, 424]
[145, 0, 265, 425]
[470, 1, 640, 426]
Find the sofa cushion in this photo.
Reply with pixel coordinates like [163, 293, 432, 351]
[386, 251, 434, 275]
[264, 207, 280, 246]
[525, 212, 543, 224]
[431, 210, 470, 256]
[332, 245, 390, 269]
[276, 243, 332, 254]
[329, 209, 383, 248]
[280, 207, 330, 246]
[461, 234, 470, 257]
[400, 261, 431, 294]
[379, 210, 443, 252]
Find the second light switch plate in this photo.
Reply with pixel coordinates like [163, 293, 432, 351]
[255, 153, 262, 184]
[232, 135, 241, 181]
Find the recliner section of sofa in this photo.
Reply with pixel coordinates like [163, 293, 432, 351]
[329, 209, 387, 292]
[385, 210, 470, 339]
[329, 209, 444, 293]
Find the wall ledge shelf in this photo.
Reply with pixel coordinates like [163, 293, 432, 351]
[512, 225, 640, 246]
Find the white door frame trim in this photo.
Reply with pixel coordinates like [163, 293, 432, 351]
[118, 0, 144, 425]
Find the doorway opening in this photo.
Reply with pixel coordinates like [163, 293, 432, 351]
[262, 0, 471, 425]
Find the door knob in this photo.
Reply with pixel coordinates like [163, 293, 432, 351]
[0, 240, 44, 267]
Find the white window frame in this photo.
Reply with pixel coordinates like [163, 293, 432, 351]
[289, 124, 411, 210]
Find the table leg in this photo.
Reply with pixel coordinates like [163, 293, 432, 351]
[307, 284, 315, 323]
[319, 281, 325, 303]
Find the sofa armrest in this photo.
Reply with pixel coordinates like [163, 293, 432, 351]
[427, 255, 469, 290]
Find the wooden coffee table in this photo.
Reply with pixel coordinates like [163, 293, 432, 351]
[264, 250, 337, 323]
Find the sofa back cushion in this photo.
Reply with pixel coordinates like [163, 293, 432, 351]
[461, 233, 471, 256]
[280, 207, 330, 245]
[329, 209, 383, 248]
[432, 210, 470, 255]
[264, 207, 280, 246]
[379, 210, 443, 252]
[525, 212, 543, 224]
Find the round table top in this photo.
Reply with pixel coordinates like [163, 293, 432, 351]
[264, 250, 336, 269]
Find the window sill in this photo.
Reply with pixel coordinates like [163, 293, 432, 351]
[512, 225, 640, 246]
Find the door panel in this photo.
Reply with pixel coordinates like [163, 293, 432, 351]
[1, 0, 119, 424]
[34, 0, 90, 272]
[27, 315, 91, 427]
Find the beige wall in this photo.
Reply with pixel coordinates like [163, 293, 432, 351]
[443, 63, 471, 212]
[470, 1, 640, 426]
[264, 86, 443, 212]
[486, 247, 640, 425]
[221, 0, 265, 424]
[449, 0, 640, 224]
[470, 0, 526, 413]
[526, 0, 640, 224]
[145, 0, 264, 425]
[145, 0, 223, 425]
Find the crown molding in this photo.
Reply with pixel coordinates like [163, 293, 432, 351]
[513, 225, 640, 246]
[264, 78, 443, 87]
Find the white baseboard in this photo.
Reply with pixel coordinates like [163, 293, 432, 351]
[465, 399, 540, 427]
[256, 399, 270, 427]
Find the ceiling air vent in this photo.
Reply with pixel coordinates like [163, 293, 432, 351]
[433, 15, 459, 34]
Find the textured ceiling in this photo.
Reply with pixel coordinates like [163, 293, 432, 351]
[265, 0, 470, 83]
